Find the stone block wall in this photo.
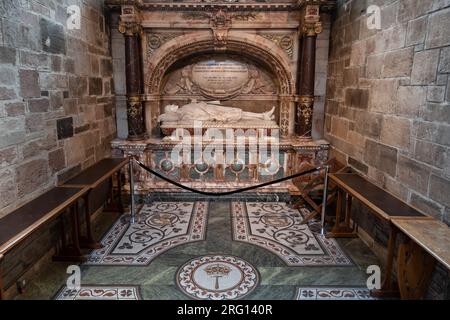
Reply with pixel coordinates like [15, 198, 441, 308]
[0, 0, 116, 218]
[325, 0, 450, 224]
[324, 0, 450, 299]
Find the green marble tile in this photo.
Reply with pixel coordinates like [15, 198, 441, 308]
[140, 285, 190, 300]
[231, 242, 286, 267]
[257, 266, 368, 286]
[246, 285, 298, 300]
[14, 262, 70, 300]
[337, 238, 381, 269]
[82, 264, 178, 286]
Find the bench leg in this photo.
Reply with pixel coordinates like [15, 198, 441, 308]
[397, 239, 436, 299]
[344, 194, 352, 229]
[79, 191, 102, 250]
[53, 206, 86, 263]
[104, 170, 125, 214]
[327, 190, 357, 238]
[371, 226, 400, 298]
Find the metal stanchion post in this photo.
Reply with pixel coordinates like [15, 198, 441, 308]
[320, 165, 330, 236]
[129, 156, 136, 224]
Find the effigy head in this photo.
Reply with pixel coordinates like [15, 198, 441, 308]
[165, 104, 179, 113]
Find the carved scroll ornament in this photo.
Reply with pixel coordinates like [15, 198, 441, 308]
[260, 34, 294, 58]
[298, 96, 314, 126]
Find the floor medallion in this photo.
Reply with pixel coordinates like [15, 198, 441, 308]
[176, 255, 259, 300]
[85, 202, 208, 266]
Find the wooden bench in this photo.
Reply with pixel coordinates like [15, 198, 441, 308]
[392, 218, 450, 299]
[0, 187, 89, 300]
[292, 158, 349, 225]
[59, 158, 128, 248]
[326, 173, 433, 297]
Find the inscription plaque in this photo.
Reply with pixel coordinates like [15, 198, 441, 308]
[191, 60, 249, 96]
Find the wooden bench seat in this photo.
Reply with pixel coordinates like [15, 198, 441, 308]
[62, 158, 128, 189]
[393, 219, 450, 269]
[329, 173, 428, 223]
[59, 157, 128, 249]
[0, 187, 89, 299]
[327, 173, 433, 298]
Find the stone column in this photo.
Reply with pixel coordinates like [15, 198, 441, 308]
[119, 19, 146, 141]
[296, 18, 322, 139]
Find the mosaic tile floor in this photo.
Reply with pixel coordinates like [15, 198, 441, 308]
[54, 285, 142, 300]
[86, 202, 208, 266]
[16, 201, 382, 300]
[296, 287, 375, 300]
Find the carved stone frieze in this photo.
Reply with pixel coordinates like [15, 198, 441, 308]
[180, 9, 259, 48]
[232, 12, 258, 21]
[105, 0, 337, 13]
[181, 10, 258, 22]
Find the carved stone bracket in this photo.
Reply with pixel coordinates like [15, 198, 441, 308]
[127, 95, 146, 141]
[297, 95, 314, 138]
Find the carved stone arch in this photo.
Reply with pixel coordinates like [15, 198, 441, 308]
[146, 31, 294, 95]
[145, 31, 295, 136]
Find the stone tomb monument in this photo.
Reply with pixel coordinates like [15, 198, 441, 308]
[110, 1, 332, 192]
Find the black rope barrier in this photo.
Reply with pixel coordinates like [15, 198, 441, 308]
[133, 158, 322, 197]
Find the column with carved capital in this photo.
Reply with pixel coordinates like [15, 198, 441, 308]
[119, 17, 146, 141]
[296, 8, 322, 139]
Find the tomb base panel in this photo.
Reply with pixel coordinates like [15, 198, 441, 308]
[111, 137, 330, 194]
